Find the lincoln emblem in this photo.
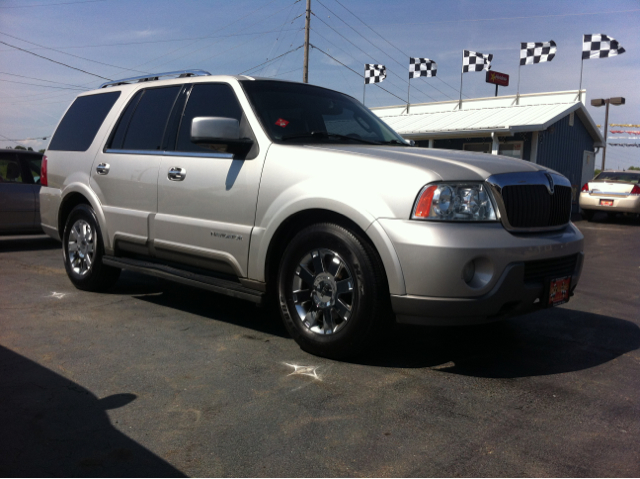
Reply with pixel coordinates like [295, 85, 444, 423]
[544, 172, 555, 194]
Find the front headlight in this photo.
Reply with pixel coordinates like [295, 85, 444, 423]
[411, 182, 498, 221]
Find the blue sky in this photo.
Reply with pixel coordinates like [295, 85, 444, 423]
[1, 0, 638, 169]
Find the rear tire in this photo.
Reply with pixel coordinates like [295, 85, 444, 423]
[277, 223, 390, 360]
[62, 204, 120, 291]
[582, 209, 595, 222]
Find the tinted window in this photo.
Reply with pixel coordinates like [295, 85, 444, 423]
[120, 86, 181, 151]
[0, 158, 23, 183]
[107, 90, 143, 150]
[49, 92, 120, 151]
[595, 172, 640, 184]
[26, 157, 43, 184]
[176, 83, 243, 153]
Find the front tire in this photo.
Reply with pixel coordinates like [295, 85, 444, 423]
[277, 223, 390, 359]
[62, 204, 120, 291]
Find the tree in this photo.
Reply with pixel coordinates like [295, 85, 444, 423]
[629, 166, 640, 171]
[38, 149, 46, 154]
[594, 169, 602, 177]
[14, 145, 26, 150]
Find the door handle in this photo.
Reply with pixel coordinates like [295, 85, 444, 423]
[168, 167, 187, 181]
[96, 163, 110, 175]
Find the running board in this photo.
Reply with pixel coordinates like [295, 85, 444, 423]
[102, 256, 264, 304]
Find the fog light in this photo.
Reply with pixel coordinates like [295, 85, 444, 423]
[462, 261, 475, 283]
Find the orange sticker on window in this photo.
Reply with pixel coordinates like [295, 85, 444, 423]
[275, 118, 289, 128]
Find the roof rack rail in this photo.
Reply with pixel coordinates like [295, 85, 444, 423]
[100, 69, 211, 88]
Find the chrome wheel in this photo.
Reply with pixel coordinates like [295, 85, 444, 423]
[292, 248, 354, 335]
[67, 219, 95, 276]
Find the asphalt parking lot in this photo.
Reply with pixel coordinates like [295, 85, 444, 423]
[1, 212, 639, 477]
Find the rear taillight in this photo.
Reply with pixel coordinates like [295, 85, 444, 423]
[40, 155, 48, 186]
[581, 183, 589, 192]
[631, 184, 640, 195]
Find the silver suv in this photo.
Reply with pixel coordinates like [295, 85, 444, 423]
[40, 70, 584, 359]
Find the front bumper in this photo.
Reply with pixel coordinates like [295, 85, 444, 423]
[391, 253, 583, 325]
[377, 219, 584, 325]
[579, 192, 640, 214]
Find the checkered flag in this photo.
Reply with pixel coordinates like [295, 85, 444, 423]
[520, 40, 556, 65]
[583, 34, 625, 59]
[462, 50, 493, 72]
[364, 64, 386, 84]
[409, 58, 437, 79]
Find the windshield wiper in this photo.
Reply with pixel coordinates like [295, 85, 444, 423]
[280, 131, 381, 145]
[379, 139, 411, 146]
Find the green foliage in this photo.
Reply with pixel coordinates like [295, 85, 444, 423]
[628, 166, 640, 171]
[594, 169, 602, 177]
[38, 149, 46, 154]
[14, 145, 26, 150]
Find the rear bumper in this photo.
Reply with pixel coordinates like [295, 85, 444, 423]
[579, 192, 640, 214]
[391, 252, 584, 326]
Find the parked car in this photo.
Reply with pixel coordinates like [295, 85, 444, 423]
[0, 148, 44, 234]
[40, 70, 584, 359]
[579, 170, 640, 220]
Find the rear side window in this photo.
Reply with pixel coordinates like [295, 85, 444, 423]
[176, 83, 243, 153]
[109, 86, 180, 151]
[48, 91, 120, 151]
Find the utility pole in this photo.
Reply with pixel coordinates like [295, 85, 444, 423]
[303, 0, 311, 83]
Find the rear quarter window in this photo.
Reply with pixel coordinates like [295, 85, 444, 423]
[48, 91, 120, 151]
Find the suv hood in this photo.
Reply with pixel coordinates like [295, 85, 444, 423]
[308, 144, 549, 181]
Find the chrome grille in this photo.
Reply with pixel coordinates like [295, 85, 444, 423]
[501, 185, 572, 228]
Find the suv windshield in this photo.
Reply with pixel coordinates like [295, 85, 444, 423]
[241, 80, 408, 145]
[594, 171, 640, 184]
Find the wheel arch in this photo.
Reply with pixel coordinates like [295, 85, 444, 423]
[58, 184, 111, 252]
[260, 208, 406, 296]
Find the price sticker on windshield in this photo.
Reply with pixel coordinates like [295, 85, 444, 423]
[275, 118, 289, 128]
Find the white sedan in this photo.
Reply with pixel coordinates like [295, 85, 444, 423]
[579, 170, 640, 220]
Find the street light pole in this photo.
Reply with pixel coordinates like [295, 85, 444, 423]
[591, 97, 625, 171]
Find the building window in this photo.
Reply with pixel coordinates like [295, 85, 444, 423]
[463, 141, 524, 159]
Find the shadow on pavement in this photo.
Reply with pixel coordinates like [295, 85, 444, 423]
[0, 346, 185, 477]
[354, 307, 640, 377]
[577, 212, 640, 226]
[133, 281, 289, 339]
[0, 235, 60, 252]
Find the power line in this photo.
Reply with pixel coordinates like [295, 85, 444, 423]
[0, 0, 107, 8]
[0, 28, 302, 52]
[316, 0, 454, 100]
[310, 26, 433, 101]
[311, 14, 430, 101]
[239, 45, 305, 75]
[367, 8, 640, 27]
[0, 40, 112, 80]
[0, 71, 92, 88]
[0, 135, 50, 141]
[134, 0, 291, 72]
[331, 0, 462, 96]
[0, 78, 88, 91]
[0, 31, 149, 75]
[310, 44, 406, 104]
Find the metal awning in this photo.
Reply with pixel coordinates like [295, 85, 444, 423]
[371, 90, 604, 146]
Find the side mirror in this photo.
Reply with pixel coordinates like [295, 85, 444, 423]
[190, 117, 253, 155]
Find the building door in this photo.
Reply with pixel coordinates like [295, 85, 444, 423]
[581, 151, 596, 186]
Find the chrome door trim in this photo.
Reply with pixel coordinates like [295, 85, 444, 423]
[103, 149, 233, 159]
